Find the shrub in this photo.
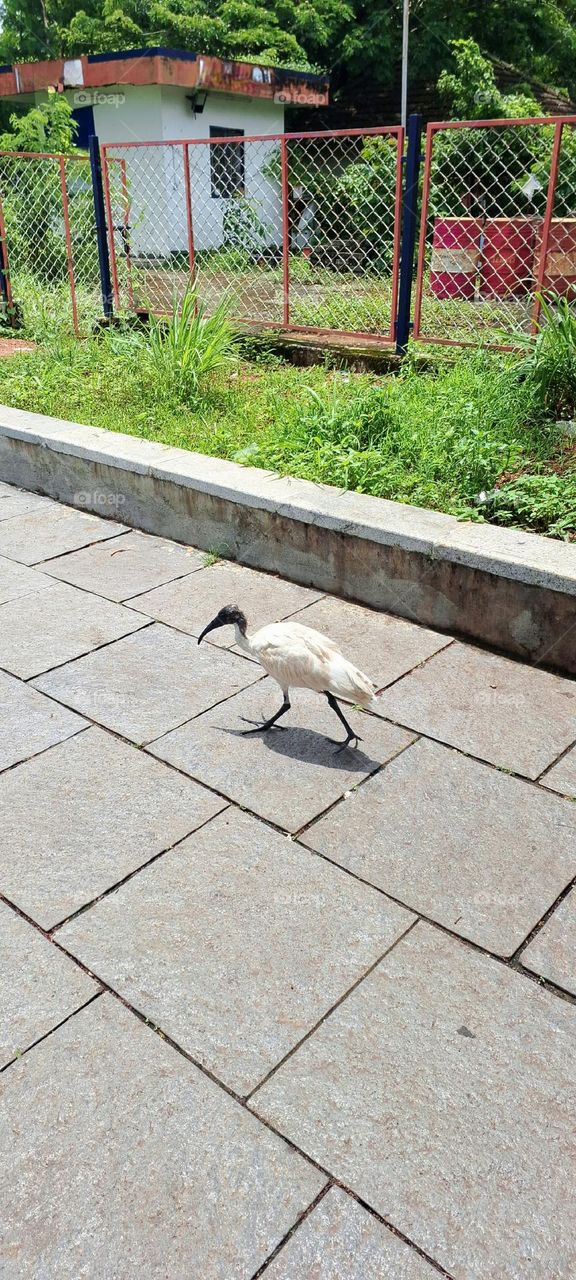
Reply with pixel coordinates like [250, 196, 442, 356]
[137, 283, 240, 403]
[262, 135, 398, 268]
[515, 293, 576, 419]
[484, 473, 576, 538]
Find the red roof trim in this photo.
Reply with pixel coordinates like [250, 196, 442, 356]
[0, 50, 329, 106]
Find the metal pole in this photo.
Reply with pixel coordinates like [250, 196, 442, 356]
[401, 0, 410, 131]
[280, 138, 290, 325]
[59, 155, 79, 336]
[395, 112, 422, 355]
[88, 134, 113, 319]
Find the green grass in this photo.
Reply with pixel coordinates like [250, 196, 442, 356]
[0, 329, 573, 538]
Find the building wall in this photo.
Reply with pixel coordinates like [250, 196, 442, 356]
[66, 83, 284, 257]
[160, 87, 284, 253]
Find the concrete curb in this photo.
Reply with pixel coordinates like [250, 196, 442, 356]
[0, 404, 574, 673]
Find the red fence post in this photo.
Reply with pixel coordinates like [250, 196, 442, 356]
[531, 119, 564, 331]
[182, 142, 196, 282]
[280, 137, 290, 325]
[59, 156, 79, 336]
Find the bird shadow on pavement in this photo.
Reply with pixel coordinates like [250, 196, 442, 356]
[220, 724, 378, 772]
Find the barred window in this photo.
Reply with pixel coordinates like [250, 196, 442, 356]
[210, 126, 245, 198]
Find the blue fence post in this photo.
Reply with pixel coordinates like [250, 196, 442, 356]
[395, 112, 422, 355]
[88, 134, 113, 320]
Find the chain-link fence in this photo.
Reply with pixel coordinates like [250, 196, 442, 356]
[413, 116, 576, 348]
[101, 127, 404, 341]
[2, 119, 576, 350]
[0, 151, 102, 335]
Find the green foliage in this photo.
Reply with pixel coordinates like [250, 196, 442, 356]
[222, 195, 271, 255]
[263, 134, 397, 267]
[438, 38, 503, 119]
[515, 293, 576, 418]
[133, 283, 241, 403]
[433, 41, 552, 219]
[480, 473, 576, 538]
[3, 0, 576, 106]
[240, 351, 550, 503]
[0, 92, 77, 153]
[1, 332, 571, 537]
[0, 96, 83, 285]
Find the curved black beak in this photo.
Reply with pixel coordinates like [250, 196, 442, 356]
[198, 616, 223, 645]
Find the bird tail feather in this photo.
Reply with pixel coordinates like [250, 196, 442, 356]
[328, 656, 377, 708]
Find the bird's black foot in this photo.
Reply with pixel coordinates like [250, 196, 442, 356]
[238, 713, 287, 734]
[239, 719, 273, 734]
[333, 733, 362, 753]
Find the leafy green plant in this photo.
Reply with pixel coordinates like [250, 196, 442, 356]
[141, 284, 241, 403]
[514, 293, 576, 419]
[482, 473, 576, 539]
[0, 336, 571, 538]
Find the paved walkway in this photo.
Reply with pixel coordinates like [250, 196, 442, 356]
[0, 479, 575, 1280]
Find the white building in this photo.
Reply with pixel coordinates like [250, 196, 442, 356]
[0, 47, 329, 257]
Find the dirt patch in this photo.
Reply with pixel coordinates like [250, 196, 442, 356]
[0, 337, 35, 358]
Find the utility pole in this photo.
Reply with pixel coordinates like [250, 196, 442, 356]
[401, 0, 410, 130]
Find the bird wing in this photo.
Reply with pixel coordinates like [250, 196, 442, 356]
[251, 620, 343, 662]
[251, 621, 376, 704]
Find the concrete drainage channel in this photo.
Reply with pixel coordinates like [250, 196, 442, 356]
[0, 403, 574, 676]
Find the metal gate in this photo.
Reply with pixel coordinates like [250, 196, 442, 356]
[0, 149, 101, 335]
[100, 127, 404, 343]
[412, 115, 576, 349]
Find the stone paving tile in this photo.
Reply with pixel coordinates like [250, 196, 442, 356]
[0, 901, 97, 1068]
[264, 1187, 439, 1280]
[253, 923, 576, 1280]
[0, 555, 56, 606]
[149, 680, 415, 832]
[542, 745, 576, 798]
[0, 668, 86, 772]
[42, 529, 205, 601]
[129, 560, 323, 657]
[303, 738, 576, 956]
[289, 595, 452, 690]
[0, 996, 325, 1279]
[0, 502, 126, 564]
[0, 726, 224, 929]
[0, 580, 148, 678]
[0, 482, 52, 522]
[58, 808, 414, 1095]
[377, 641, 576, 779]
[520, 889, 576, 996]
[33, 623, 262, 745]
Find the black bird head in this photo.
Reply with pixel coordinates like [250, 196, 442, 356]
[197, 604, 247, 644]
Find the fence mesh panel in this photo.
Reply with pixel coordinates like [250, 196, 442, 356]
[0, 152, 100, 335]
[102, 128, 402, 339]
[413, 119, 568, 347]
[4, 120, 573, 349]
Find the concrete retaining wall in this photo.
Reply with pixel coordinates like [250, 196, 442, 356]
[0, 404, 574, 674]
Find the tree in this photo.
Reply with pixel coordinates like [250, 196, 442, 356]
[0, 0, 575, 104]
[0, 89, 77, 151]
[431, 41, 562, 220]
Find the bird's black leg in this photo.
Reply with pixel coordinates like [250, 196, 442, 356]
[325, 692, 361, 751]
[240, 694, 291, 734]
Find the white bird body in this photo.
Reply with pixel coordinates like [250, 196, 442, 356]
[198, 603, 375, 747]
[236, 619, 377, 707]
